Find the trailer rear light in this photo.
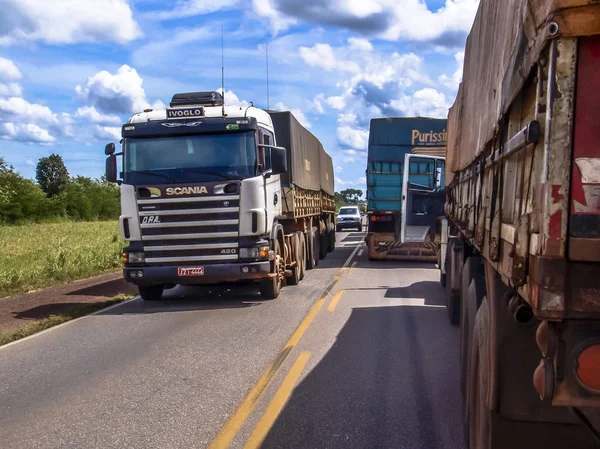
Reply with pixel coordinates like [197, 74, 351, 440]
[122, 253, 128, 263]
[371, 215, 393, 222]
[575, 344, 600, 392]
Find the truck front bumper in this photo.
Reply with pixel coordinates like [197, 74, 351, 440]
[124, 261, 271, 286]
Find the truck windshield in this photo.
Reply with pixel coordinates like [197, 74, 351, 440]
[124, 132, 257, 184]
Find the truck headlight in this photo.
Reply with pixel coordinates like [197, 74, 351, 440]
[240, 246, 270, 260]
[128, 252, 145, 263]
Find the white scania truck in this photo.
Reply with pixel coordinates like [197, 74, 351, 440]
[105, 91, 335, 301]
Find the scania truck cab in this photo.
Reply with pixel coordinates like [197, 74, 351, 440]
[105, 91, 290, 301]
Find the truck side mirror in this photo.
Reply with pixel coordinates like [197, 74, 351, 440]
[270, 147, 288, 175]
[105, 142, 116, 155]
[106, 155, 118, 183]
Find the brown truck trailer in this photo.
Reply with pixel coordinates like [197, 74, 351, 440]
[440, 1, 600, 447]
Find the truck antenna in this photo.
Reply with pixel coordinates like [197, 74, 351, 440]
[221, 26, 226, 117]
[266, 41, 270, 110]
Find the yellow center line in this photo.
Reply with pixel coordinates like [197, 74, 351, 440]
[348, 261, 357, 274]
[327, 289, 344, 313]
[243, 352, 311, 449]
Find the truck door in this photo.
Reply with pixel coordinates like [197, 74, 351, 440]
[401, 154, 445, 244]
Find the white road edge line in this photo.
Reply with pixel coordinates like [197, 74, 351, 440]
[342, 241, 364, 269]
[0, 296, 140, 351]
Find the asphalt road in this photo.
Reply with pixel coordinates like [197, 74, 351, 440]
[0, 230, 463, 449]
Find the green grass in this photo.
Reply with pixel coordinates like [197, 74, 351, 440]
[0, 293, 136, 346]
[0, 221, 124, 298]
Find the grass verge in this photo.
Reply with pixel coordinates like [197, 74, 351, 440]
[0, 293, 135, 347]
[0, 221, 123, 298]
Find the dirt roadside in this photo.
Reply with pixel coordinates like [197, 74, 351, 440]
[0, 272, 136, 333]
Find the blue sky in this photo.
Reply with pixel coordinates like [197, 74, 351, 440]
[0, 0, 479, 193]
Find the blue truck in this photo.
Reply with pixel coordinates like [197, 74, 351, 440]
[366, 117, 447, 261]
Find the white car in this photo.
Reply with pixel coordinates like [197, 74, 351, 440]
[336, 206, 362, 232]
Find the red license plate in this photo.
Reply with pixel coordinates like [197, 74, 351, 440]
[178, 267, 204, 276]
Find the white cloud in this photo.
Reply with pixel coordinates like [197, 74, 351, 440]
[0, 97, 56, 123]
[342, 157, 356, 163]
[217, 88, 250, 107]
[299, 43, 360, 73]
[439, 51, 465, 90]
[335, 166, 343, 173]
[0, 123, 55, 143]
[0, 83, 23, 97]
[274, 101, 311, 129]
[312, 93, 326, 114]
[337, 126, 368, 151]
[252, 0, 297, 34]
[93, 126, 121, 141]
[0, 57, 22, 81]
[151, 0, 240, 20]
[252, 0, 479, 45]
[347, 37, 373, 52]
[76, 65, 164, 115]
[390, 88, 450, 118]
[0, 0, 142, 46]
[75, 106, 121, 126]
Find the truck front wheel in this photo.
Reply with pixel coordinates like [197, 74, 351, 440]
[139, 285, 165, 301]
[260, 240, 283, 299]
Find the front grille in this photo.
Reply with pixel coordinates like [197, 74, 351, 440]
[138, 194, 240, 264]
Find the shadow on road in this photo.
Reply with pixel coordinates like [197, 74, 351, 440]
[260, 304, 464, 449]
[65, 278, 132, 297]
[344, 281, 446, 307]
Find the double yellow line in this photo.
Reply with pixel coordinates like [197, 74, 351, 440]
[208, 265, 349, 449]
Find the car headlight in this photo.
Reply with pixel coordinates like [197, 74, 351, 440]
[240, 246, 269, 260]
[127, 252, 145, 263]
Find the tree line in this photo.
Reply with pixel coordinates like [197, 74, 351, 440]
[0, 154, 120, 224]
[335, 188, 367, 212]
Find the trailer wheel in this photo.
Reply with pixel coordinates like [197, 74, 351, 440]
[328, 227, 336, 252]
[139, 285, 164, 301]
[260, 240, 283, 299]
[319, 222, 328, 260]
[312, 226, 320, 267]
[297, 231, 306, 280]
[306, 230, 316, 270]
[468, 297, 491, 448]
[287, 234, 301, 286]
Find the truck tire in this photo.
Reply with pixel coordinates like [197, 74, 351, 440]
[319, 222, 328, 260]
[306, 230, 316, 270]
[139, 285, 164, 301]
[446, 240, 460, 326]
[260, 240, 283, 299]
[297, 231, 306, 280]
[328, 227, 336, 252]
[468, 297, 491, 449]
[312, 226, 320, 267]
[336, 225, 341, 232]
[287, 234, 300, 286]
[358, 224, 363, 232]
[438, 252, 446, 287]
[460, 257, 485, 401]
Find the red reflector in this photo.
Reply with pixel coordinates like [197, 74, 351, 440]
[576, 344, 600, 392]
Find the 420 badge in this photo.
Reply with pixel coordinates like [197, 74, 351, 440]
[178, 267, 204, 276]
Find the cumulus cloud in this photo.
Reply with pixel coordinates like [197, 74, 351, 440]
[93, 126, 121, 141]
[439, 52, 465, 90]
[75, 106, 121, 126]
[253, 0, 478, 46]
[0, 83, 23, 97]
[150, 0, 240, 20]
[217, 88, 250, 107]
[0, 57, 22, 81]
[299, 43, 361, 73]
[76, 65, 164, 115]
[274, 101, 311, 129]
[0, 123, 55, 143]
[0, 97, 56, 123]
[0, 0, 142, 46]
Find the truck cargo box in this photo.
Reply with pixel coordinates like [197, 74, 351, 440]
[268, 111, 323, 193]
[319, 148, 334, 196]
[447, 0, 600, 174]
[367, 117, 447, 212]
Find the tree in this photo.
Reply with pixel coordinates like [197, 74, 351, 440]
[36, 153, 69, 197]
[339, 188, 364, 205]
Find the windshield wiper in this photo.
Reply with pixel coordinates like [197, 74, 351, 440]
[181, 169, 237, 180]
[128, 170, 178, 182]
